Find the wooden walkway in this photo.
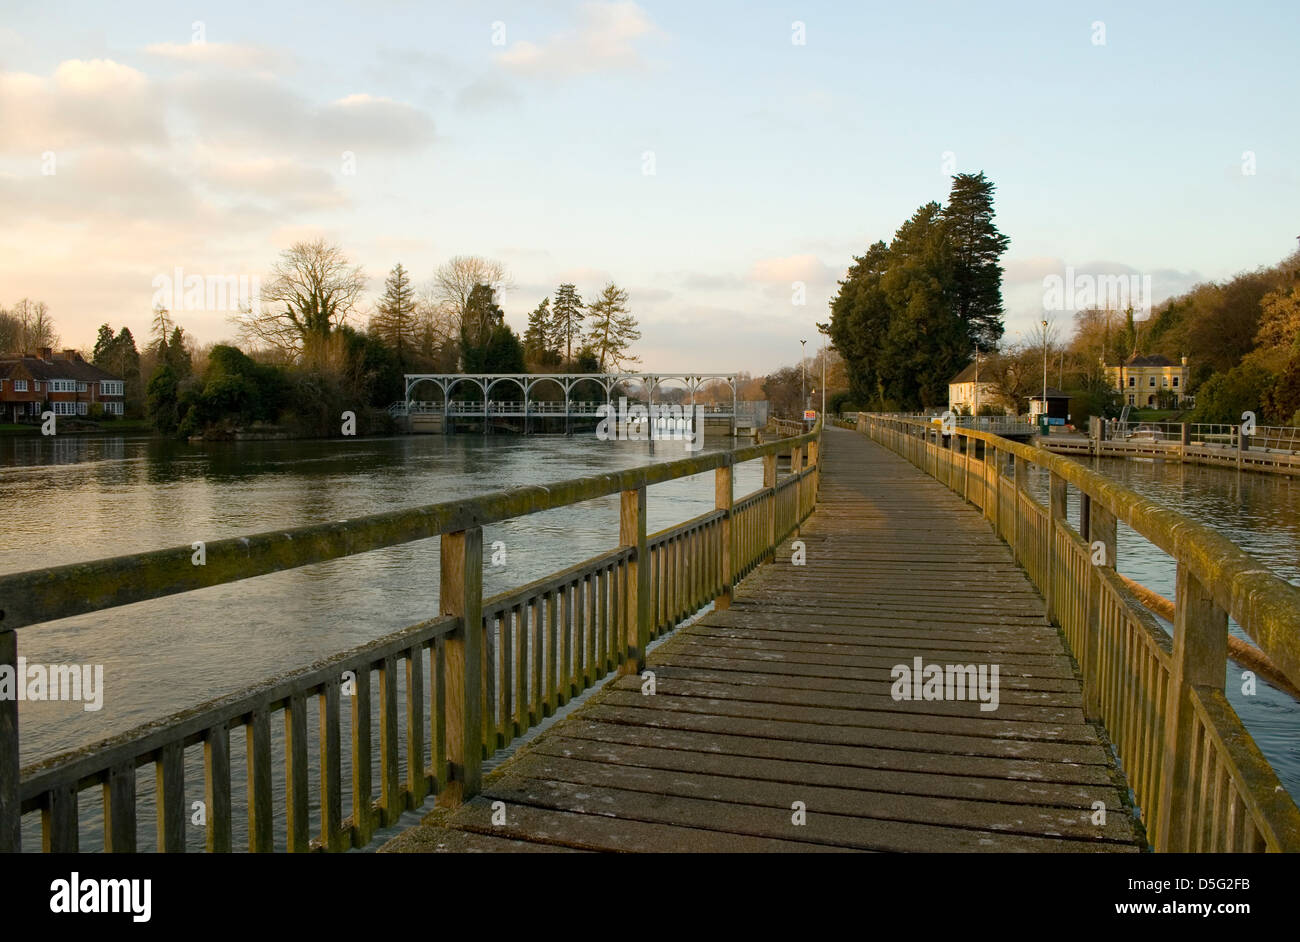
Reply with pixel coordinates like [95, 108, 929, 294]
[383, 427, 1143, 853]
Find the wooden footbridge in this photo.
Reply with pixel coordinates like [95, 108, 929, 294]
[3, 416, 1299, 853]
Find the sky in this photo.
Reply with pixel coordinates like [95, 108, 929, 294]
[1, 0, 1297, 374]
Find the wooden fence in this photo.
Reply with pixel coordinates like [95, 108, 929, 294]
[857, 414, 1300, 852]
[0, 423, 820, 853]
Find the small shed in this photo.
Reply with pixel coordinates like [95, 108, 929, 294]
[1026, 387, 1070, 425]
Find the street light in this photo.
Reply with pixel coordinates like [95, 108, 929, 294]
[800, 339, 807, 420]
[1041, 318, 1049, 428]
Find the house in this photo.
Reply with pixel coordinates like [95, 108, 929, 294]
[0, 348, 126, 423]
[948, 362, 1014, 415]
[1105, 354, 1189, 408]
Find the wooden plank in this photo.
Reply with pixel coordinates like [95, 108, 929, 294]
[286, 693, 311, 851]
[405, 647, 426, 807]
[320, 678, 345, 851]
[247, 709, 273, 852]
[203, 724, 232, 853]
[0, 631, 18, 852]
[351, 665, 374, 845]
[42, 783, 78, 853]
[155, 742, 185, 853]
[439, 527, 483, 806]
[379, 655, 402, 825]
[103, 762, 137, 852]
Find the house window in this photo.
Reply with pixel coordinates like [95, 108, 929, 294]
[105, 401, 124, 415]
[78, 402, 88, 415]
[1173, 377, 1179, 387]
[1162, 376, 1169, 387]
[1148, 376, 1155, 387]
[1128, 394, 1135, 405]
[77, 382, 88, 392]
[49, 379, 76, 392]
[13, 379, 27, 392]
[1128, 376, 1135, 387]
[34, 381, 41, 392]
[99, 380, 124, 396]
[53, 401, 76, 415]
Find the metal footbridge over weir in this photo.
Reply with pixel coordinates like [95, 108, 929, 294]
[390, 372, 756, 435]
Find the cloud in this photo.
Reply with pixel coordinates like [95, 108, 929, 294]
[144, 42, 290, 72]
[497, 1, 662, 78]
[0, 59, 164, 152]
[456, 75, 521, 111]
[748, 253, 837, 287]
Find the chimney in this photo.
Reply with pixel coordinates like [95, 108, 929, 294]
[40, 346, 52, 360]
[1181, 355, 1188, 367]
[58, 349, 78, 361]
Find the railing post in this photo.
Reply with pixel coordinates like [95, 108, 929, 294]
[1012, 454, 1027, 559]
[0, 627, 18, 852]
[1082, 500, 1116, 721]
[715, 461, 733, 610]
[438, 526, 483, 807]
[763, 452, 777, 562]
[986, 444, 998, 529]
[807, 438, 820, 504]
[619, 486, 650, 675]
[1155, 562, 1228, 852]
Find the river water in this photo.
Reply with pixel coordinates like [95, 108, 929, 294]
[1023, 455, 1300, 807]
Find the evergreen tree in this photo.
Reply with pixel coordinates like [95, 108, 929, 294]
[823, 241, 892, 408]
[372, 262, 418, 367]
[166, 325, 192, 378]
[941, 172, 1010, 351]
[92, 324, 116, 365]
[459, 284, 507, 370]
[584, 282, 641, 371]
[551, 283, 585, 365]
[524, 297, 552, 358]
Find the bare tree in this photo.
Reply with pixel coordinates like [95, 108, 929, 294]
[425, 256, 510, 334]
[5, 299, 59, 352]
[235, 239, 366, 359]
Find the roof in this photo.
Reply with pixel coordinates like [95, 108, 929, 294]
[1027, 387, 1069, 400]
[0, 353, 123, 383]
[948, 362, 994, 384]
[1121, 354, 1177, 367]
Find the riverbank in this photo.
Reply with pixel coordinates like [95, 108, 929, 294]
[0, 418, 154, 436]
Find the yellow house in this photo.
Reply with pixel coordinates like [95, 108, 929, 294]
[948, 363, 1014, 415]
[1105, 354, 1189, 408]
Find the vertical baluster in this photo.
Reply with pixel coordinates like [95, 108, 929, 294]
[529, 597, 543, 724]
[484, 611, 498, 748]
[103, 762, 137, 853]
[545, 590, 558, 716]
[321, 677, 345, 851]
[155, 742, 185, 853]
[42, 784, 78, 853]
[379, 655, 402, 823]
[579, 574, 592, 690]
[351, 665, 374, 843]
[561, 585, 575, 702]
[247, 709, 273, 852]
[406, 644, 427, 805]
[204, 724, 232, 853]
[431, 637, 447, 794]
[513, 605, 527, 737]
[497, 610, 511, 747]
[286, 692, 311, 852]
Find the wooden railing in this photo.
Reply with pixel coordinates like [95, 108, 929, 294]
[856, 414, 1300, 852]
[0, 423, 821, 853]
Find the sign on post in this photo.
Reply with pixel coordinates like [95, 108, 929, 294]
[803, 410, 816, 422]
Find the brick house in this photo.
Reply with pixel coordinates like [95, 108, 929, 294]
[0, 348, 127, 423]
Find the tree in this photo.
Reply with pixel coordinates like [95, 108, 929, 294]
[146, 363, 181, 434]
[151, 305, 174, 357]
[823, 241, 893, 408]
[3, 299, 58, 352]
[1189, 363, 1275, 424]
[551, 284, 585, 365]
[941, 172, 1010, 351]
[371, 263, 418, 367]
[426, 256, 509, 358]
[1256, 285, 1300, 352]
[238, 239, 366, 359]
[0, 310, 23, 355]
[584, 282, 641, 370]
[524, 297, 552, 355]
[92, 324, 116, 364]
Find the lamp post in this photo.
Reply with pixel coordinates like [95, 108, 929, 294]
[1041, 318, 1049, 428]
[820, 343, 826, 420]
[800, 339, 807, 420]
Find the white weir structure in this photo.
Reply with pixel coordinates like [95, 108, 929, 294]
[392, 373, 764, 436]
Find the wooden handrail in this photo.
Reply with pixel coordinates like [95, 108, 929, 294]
[0, 421, 821, 853]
